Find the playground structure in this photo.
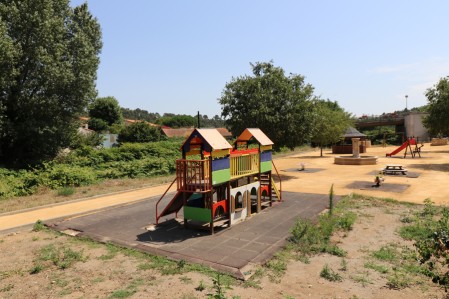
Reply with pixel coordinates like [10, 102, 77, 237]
[155, 128, 281, 234]
[386, 137, 423, 158]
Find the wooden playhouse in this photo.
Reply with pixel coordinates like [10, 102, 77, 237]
[155, 128, 282, 234]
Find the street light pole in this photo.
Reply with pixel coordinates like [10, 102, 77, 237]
[405, 95, 408, 110]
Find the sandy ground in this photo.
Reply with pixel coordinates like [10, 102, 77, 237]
[276, 142, 449, 205]
[0, 142, 448, 298]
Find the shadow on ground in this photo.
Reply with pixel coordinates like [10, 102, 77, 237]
[346, 181, 410, 193]
[408, 163, 449, 172]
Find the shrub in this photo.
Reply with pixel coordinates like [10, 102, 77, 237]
[41, 165, 97, 188]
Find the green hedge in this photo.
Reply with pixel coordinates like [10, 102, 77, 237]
[0, 140, 181, 199]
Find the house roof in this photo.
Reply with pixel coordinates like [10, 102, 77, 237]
[236, 128, 273, 146]
[161, 127, 232, 139]
[343, 127, 366, 138]
[181, 128, 232, 153]
[161, 127, 193, 138]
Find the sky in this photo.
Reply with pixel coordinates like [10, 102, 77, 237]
[70, 0, 449, 118]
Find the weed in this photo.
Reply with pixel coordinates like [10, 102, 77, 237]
[32, 236, 39, 241]
[337, 211, 357, 231]
[29, 263, 44, 274]
[33, 220, 46, 232]
[323, 244, 347, 257]
[91, 277, 105, 284]
[57, 186, 75, 196]
[207, 273, 232, 299]
[37, 244, 87, 269]
[98, 243, 119, 260]
[0, 284, 14, 292]
[371, 244, 398, 262]
[339, 258, 348, 271]
[422, 198, 436, 217]
[242, 279, 262, 289]
[320, 264, 342, 282]
[364, 261, 389, 274]
[109, 289, 136, 298]
[387, 270, 410, 289]
[195, 279, 206, 291]
[351, 271, 372, 287]
[179, 276, 192, 284]
[329, 184, 334, 216]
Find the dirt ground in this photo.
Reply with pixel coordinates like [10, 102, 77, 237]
[1, 143, 449, 298]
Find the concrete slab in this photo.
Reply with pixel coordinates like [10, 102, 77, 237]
[47, 191, 335, 279]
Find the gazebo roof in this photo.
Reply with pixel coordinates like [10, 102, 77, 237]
[343, 127, 366, 138]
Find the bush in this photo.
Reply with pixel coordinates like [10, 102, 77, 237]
[41, 165, 97, 188]
[0, 139, 182, 199]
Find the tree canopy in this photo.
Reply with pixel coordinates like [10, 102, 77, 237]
[121, 107, 160, 123]
[0, 0, 102, 166]
[118, 122, 163, 143]
[423, 77, 449, 137]
[156, 114, 196, 128]
[88, 96, 123, 132]
[311, 100, 353, 156]
[219, 61, 316, 149]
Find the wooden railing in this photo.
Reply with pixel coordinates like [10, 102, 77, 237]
[176, 159, 211, 192]
[271, 161, 282, 201]
[230, 153, 259, 179]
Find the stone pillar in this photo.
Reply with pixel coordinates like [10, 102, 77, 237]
[352, 138, 360, 158]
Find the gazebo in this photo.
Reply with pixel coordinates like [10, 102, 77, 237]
[332, 127, 369, 154]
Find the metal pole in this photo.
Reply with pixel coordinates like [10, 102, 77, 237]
[405, 95, 408, 110]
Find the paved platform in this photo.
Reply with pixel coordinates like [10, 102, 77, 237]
[47, 191, 336, 279]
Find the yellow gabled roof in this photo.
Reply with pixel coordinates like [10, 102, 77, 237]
[236, 128, 273, 146]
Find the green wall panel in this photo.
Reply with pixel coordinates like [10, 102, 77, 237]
[212, 169, 230, 185]
[260, 161, 272, 172]
[184, 206, 212, 222]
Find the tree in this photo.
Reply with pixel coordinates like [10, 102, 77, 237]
[423, 77, 449, 137]
[157, 114, 196, 128]
[0, 0, 102, 166]
[88, 97, 123, 132]
[311, 100, 353, 156]
[219, 61, 316, 149]
[118, 122, 163, 143]
[121, 107, 160, 122]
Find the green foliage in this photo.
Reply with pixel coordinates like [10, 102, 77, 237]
[87, 118, 109, 132]
[157, 114, 196, 128]
[89, 97, 124, 133]
[288, 195, 360, 257]
[360, 126, 400, 145]
[219, 61, 316, 150]
[199, 114, 225, 128]
[118, 121, 163, 143]
[371, 244, 399, 262]
[386, 270, 411, 289]
[311, 100, 353, 156]
[56, 186, 76, 196]
[0, 139, 181, 198]
[320, 264, 343, 282]
[41, 164, 97, 188]
[33, 220, 46, 232]
[34, 244, 87, 270]
[364, 261, 389, 274]
[0, 0, 102, 166]
[423, 76, 449, 136]
[121, 107, 160, 122]
[329, 184, 334, 215]
[207, 273, 232, 299]
[70, 131, 103, 149]
[109, 289, 136, 299]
